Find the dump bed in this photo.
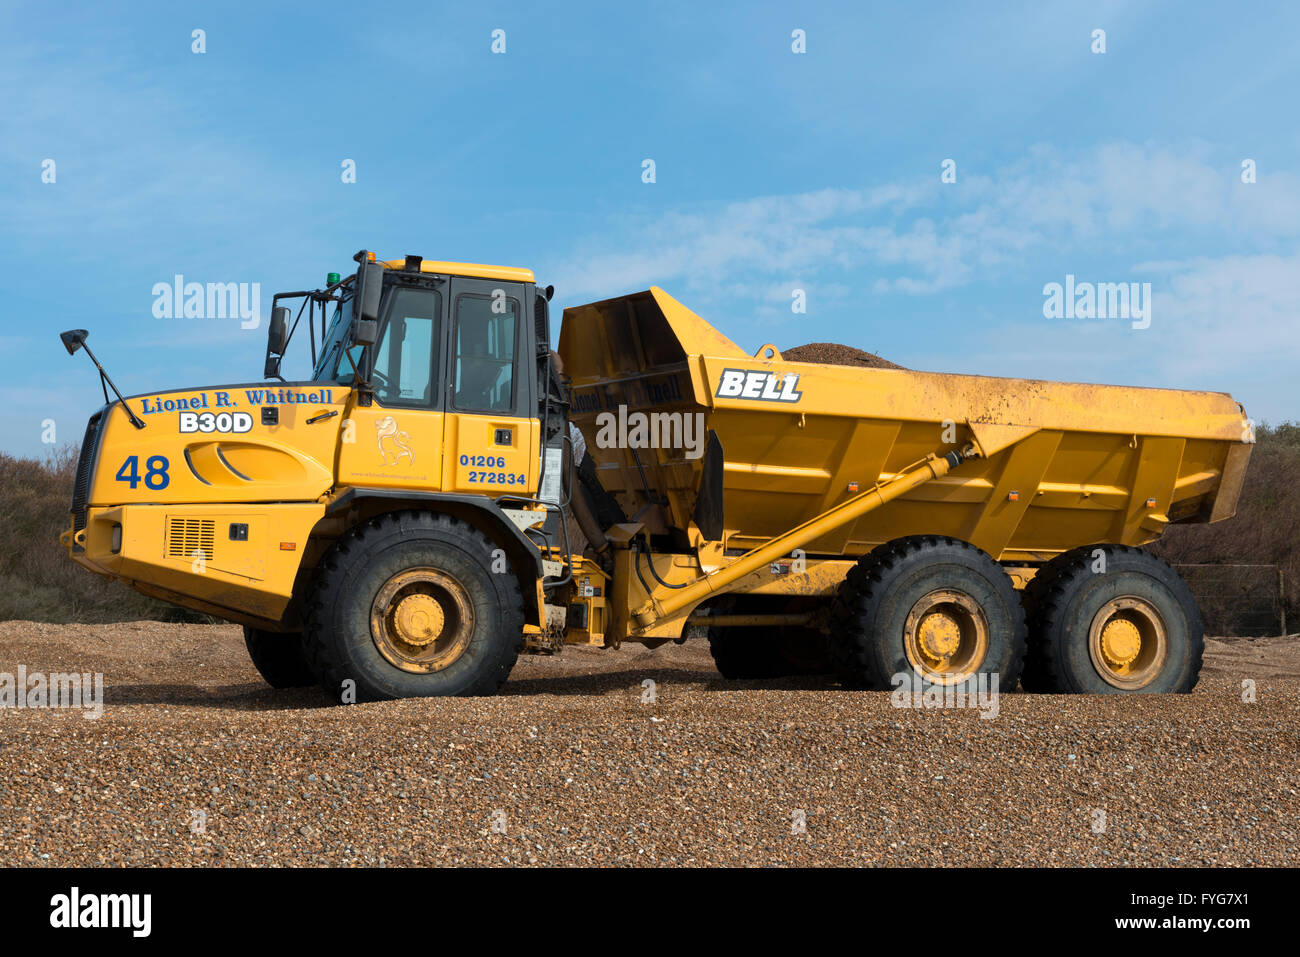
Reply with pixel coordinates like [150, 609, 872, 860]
[558, 288, 1252, 563]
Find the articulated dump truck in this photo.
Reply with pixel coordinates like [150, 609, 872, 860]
[62, 250, 1253, 700]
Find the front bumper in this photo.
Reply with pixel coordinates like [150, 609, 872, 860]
[65, 502, 327, 624]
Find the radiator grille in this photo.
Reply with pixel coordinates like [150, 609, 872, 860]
[534, 292, 549, 348]
[167, 518, 216, 560]
[70, 411, 105, 549]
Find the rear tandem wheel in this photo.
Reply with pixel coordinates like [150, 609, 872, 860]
[1021, 545, 1203, 694]
[829, 535, 1027, 692]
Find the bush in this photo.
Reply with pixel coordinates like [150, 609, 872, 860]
[0, 446, 212, 623]
[1148, 423, 1299, 629]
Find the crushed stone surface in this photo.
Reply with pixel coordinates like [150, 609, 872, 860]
[0, 621, 1296, 866]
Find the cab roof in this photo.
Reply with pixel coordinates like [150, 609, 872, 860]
[380, 258, 535, 283]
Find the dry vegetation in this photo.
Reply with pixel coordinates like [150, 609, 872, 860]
[1148, 423, 1299, 625]
[1, 424, 1294, 626]
[0, 447, 208, 623]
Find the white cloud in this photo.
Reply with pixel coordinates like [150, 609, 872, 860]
[544, 142, 1300, 422]
[548, 142, 1300, 304]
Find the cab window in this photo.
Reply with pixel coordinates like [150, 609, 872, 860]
[372, 288, 441, 407]
[318, 296, 356, 385]
[452, 294, 517, 413]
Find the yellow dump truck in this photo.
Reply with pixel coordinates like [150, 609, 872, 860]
[61, 251, 1253, 699]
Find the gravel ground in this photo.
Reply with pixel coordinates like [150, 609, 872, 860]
[0, 621, 1297, 867]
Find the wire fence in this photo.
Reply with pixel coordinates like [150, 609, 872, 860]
[1174, 564, 1286, 638]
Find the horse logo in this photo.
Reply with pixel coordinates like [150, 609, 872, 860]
[375, 416, 415, 466]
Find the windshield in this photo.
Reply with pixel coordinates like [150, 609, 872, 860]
[312, 293, 357, 383]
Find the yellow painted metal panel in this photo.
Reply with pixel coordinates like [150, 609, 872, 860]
[73, 502, 326, 622]
[89, 385, 346, 507]
[442, 412, 538, 495]
[560, 286, 1253, 567]
[381, 259, 535, 283]
[338, 403, 445, 490]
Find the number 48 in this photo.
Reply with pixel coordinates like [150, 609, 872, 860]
[116, 455, 170, 490]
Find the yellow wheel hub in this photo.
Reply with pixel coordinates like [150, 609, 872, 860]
[370, 568, 474, 674]
[392, 593, 445, 647]
[1087, 596, 1168, 690]
[903, 589, 990, 685]
[918, 612, 962, 660]
[1099, 618, 1141, 668]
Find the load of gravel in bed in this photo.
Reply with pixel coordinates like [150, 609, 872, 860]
[782, 342, 904, 370]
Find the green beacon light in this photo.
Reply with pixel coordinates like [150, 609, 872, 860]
[327, 272, 341, 286]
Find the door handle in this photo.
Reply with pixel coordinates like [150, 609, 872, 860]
[306, 410, 339, 425]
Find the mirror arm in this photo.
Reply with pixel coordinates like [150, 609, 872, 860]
[81, 341, 145, 429]
[343, 346, 373, 406]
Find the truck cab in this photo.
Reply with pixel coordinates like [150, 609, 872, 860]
[64, 253, 571, 693]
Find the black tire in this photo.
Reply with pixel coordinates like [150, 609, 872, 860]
[830, 535, 1027, 691]
[304, 511, 525, 702]
[243, 627, 317, 689]
[1022, 544, 1203, 694]
[706, 597, 832, 679]
[772, 626, 834, 675]
[708, 628, 786, 679]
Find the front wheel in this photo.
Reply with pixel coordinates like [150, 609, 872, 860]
[304, 511, 525, 702]
[243, 627, 317, 688]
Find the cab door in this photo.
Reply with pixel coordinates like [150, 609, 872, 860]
[442, 278, 537, 497]
[337, 284, 445, 490]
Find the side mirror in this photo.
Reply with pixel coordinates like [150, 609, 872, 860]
[358, 262, 383, 321]
[352, 261, 384, 347]
[354, 318, 378, 348]
[60, 329, 89, 356]
[268, 307, 290, 355]
[263, 306, 290, 378]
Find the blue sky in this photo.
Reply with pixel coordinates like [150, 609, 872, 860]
[2, 0, 1297, 457]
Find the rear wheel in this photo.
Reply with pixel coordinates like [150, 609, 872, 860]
[243, 627, 317, 688]
[1022, 545, 1202, 693]
[830, 536, 1026, 691]
[304, 511, 525, 702]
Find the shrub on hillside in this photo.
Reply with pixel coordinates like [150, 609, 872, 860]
[1149, 422, 1299, 628]
[0, 447, 210, 623]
